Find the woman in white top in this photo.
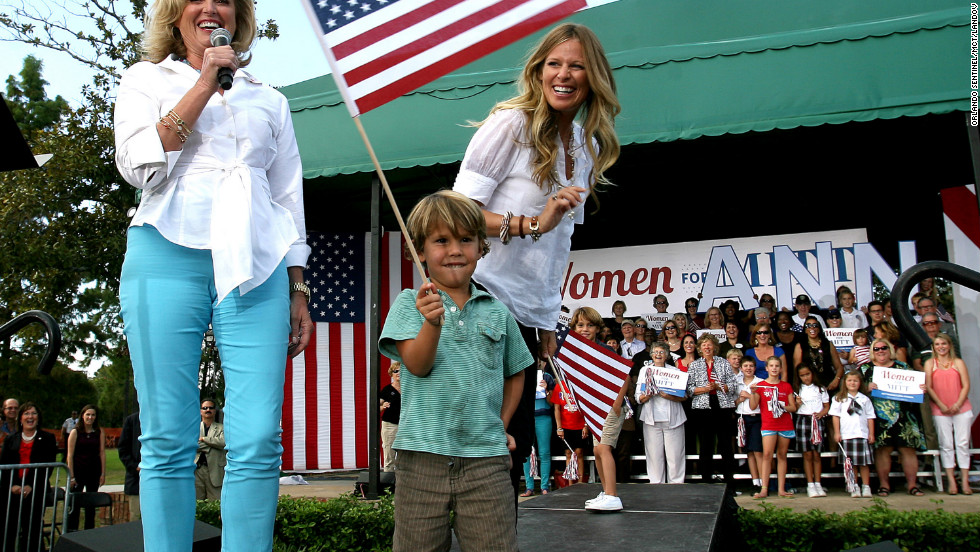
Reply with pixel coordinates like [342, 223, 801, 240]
[114, 1, 311, 549]
[636, 342, 687, 484]
[453, 23, 620, 495]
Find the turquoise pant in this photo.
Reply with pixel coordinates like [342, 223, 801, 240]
[522, 409, 552, 491]
[120, 226, 288, 552]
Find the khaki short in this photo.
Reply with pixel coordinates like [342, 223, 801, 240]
[592, 407, 627, 448]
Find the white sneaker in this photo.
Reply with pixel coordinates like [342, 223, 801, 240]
[861, 485, 872, 498]
[585, 491, 605, 505]
[815, 483, 827, 497]
[585, 494, 623, 512]
[851, 488, 862, 498]
[807, 485, 818, 498]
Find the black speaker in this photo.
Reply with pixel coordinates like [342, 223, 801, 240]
[843, 542, 903, 552]
[354, 471, 395, 497]
[53, 520, 221, 552]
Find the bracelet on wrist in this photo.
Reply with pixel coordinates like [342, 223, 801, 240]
[500, 211, 513, 245]
[529, 216, 541, 242]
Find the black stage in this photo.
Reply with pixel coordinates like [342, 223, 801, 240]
[453, 483, 737, 551]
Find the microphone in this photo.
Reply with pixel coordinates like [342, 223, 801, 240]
[209, 28, 234, 90]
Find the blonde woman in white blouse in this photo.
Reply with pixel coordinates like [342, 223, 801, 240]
[114, 1, 311, 549]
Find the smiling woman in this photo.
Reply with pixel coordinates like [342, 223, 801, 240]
[452, 22, 621, 511]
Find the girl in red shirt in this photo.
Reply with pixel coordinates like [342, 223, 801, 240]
[750, 356, 798, 499]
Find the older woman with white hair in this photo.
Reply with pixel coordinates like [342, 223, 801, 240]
[635, 342, 686, 483]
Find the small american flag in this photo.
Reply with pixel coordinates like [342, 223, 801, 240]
[553, 330, 630, 438]
[301, 0, 617, 116]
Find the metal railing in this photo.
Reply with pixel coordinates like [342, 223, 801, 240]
[0, 462, 70, 552]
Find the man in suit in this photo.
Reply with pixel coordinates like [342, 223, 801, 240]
[118, 411, 142, 520]
[195, 399, 226, 500]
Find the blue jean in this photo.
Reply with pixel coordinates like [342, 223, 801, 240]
[120, 226, 288, 552]
[522, 412, 552, 491]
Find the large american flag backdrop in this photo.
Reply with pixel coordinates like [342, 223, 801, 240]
[282, 231, 421, 470]
[301, 0, 615, 116]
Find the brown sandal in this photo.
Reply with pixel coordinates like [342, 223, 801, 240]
[908, 487, 924, 497]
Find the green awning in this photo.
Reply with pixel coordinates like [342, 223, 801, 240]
[281, 0, 970, 180]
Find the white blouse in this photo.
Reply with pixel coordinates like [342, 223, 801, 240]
[115, 56, 310, 302]
[453, 109, 591, 331]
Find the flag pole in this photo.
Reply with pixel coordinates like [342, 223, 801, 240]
[352, 116, 429, 284]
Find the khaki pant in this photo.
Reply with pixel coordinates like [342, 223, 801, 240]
[127, 494, 141, 521]
[195, 465, 222, 500]
[381, 421, 399, 472]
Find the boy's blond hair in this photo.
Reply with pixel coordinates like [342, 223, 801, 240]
[405, 190, 489, 260]
[569, 306, 605, 339]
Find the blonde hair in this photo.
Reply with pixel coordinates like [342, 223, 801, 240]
[482, 23, 619, 199]
[387, 361, 401, 378]
[835, 370, 867, 403]
[142, 0, 257, 65]
[405, 190, 489, 260]
[570, 306, 605, 339]
[931, 333, 958, 361]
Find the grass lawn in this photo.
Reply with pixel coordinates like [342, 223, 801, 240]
[105, 447, 125, 486]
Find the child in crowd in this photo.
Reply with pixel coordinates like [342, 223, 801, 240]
[847, 329, 871, 367]
[750, 356, 799, 499]
[379, 190, 532, 551]
[735, 357, 764, 489]
[726, 349, 744, 378]
[829, 371, 876, 498]
[566, 306, 630, 512]
[554, 307, 603, 487]
[795, 364, 830, 497]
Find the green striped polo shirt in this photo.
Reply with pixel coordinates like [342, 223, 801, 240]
[379, 285, 532, 457]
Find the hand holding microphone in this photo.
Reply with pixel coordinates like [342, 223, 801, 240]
[209, 28, 235, 90]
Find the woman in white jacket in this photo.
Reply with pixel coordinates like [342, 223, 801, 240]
[635, 342, 687, 483]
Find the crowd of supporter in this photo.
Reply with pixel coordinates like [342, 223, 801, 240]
[524, 278, 973, 498]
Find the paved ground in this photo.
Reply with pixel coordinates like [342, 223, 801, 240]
[276, 472, 979, 515]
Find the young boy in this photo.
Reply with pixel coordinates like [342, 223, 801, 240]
[379, 190, 532, 551]
[568, 306, 629, 512]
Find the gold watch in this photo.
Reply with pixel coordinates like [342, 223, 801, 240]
[289, 282, 311, 302]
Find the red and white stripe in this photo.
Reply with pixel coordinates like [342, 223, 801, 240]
[282, 232, 421, 470]
[554, 331, 630, 437]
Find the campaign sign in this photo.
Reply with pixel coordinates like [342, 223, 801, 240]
[871, 366, 925, 403]
[825, 328, 856, 353]
[640, 364, 689, 398]
[643, 312, 673, 331]
[696, 328, 727, 341]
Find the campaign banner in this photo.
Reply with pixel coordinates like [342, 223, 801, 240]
[825, 328, 857, 353]
[560, 229, 921, 320]
[871, 366, 925, 403]
[642, 312, 674, 332]
[696, 328, 727, 341]
[640, 363, 689, 398]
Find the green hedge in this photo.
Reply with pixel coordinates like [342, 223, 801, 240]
[737, 500, 980, 552]
[196, 493, 394, 552]
[196, 493, 977, 552]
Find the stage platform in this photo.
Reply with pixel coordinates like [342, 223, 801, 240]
[452, 483, 737, 551]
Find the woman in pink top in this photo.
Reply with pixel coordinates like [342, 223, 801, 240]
[924, 333, 973, 495]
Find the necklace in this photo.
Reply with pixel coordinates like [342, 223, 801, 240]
[22, 431, 36, 442]
[177, 57, 201, 73]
